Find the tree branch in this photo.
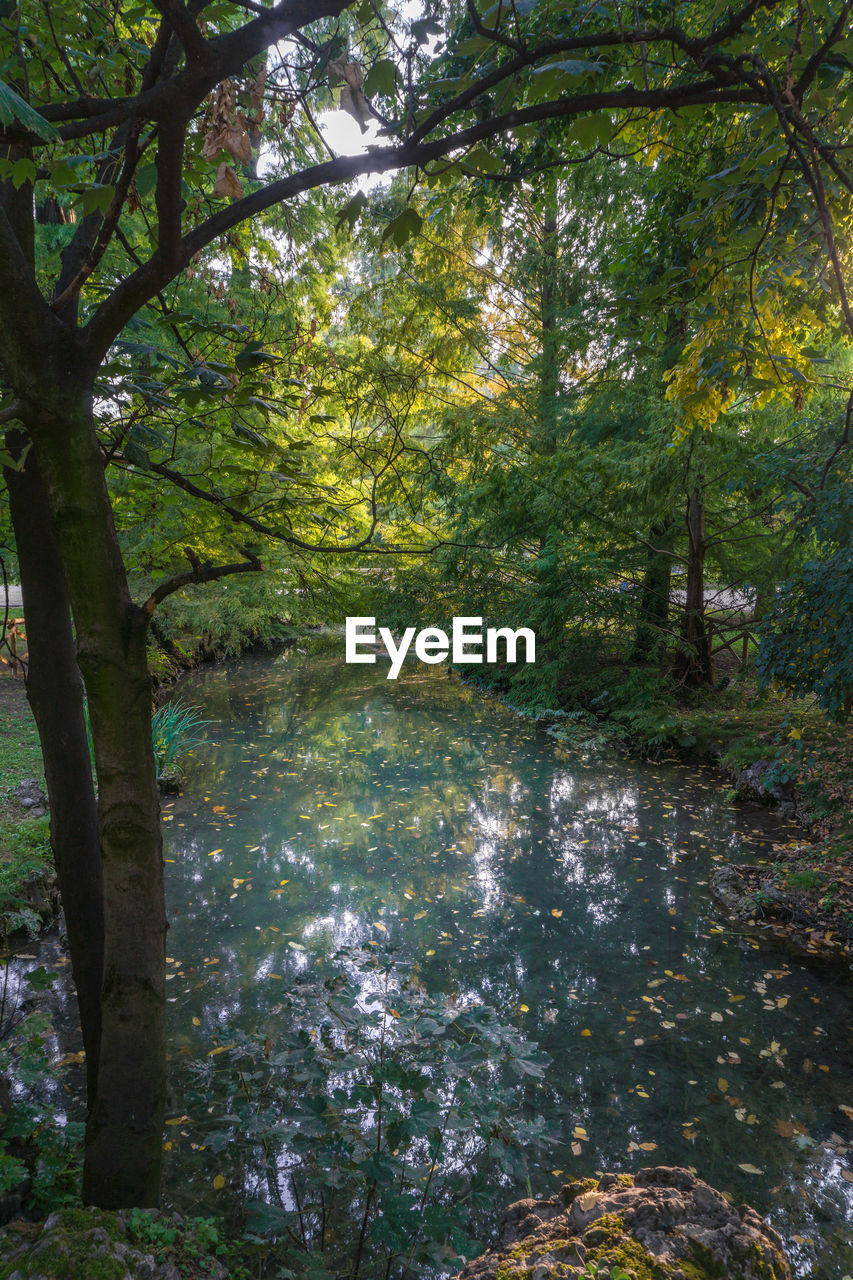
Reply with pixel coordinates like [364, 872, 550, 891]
[143, 545, 263, 616]
[83, 76, 757, 359]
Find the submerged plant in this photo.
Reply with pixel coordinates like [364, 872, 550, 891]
[188, 947, 552, 1279]
[151, 699, 211, 781]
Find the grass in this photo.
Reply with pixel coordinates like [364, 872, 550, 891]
[0, 680, 52, 939]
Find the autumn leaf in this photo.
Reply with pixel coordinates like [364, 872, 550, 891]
[213, 1173, 225, 1189]
[212, 162, 244, 200]
[738, 1163, 764, 1174]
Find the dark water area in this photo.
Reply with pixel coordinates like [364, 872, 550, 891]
[17, 645, 853, 1275]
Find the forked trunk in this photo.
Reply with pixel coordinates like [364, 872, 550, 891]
[29, 391, 166, 1208]
[4, 435, 104, 1107]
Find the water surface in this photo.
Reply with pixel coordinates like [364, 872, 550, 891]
[155, 648, 853, 1275]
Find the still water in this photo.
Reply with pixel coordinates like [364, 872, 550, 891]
[155, 647, 853, 1274]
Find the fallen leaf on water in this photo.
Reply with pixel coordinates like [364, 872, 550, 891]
[213, 1174, 225, 1190]
[551, 909, 563, 918]
[738, 1163, 763, 1175]
[580, 1028, 591, 1037]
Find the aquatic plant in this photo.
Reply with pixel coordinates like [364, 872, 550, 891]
[151, 698, 211, 782]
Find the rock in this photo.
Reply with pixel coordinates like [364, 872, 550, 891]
[710, 865, 756, 921]
[733, 760, 793, 807]
[0, 1207, 229, 1280]
[12, 780, 48, 814]
[456, 1167, 790, 1280]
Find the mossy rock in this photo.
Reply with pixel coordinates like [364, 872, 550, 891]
[0, 1207, 229, 1280]
[457, 1167, 790, 1280]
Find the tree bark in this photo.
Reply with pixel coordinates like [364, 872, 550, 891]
[538, 184, 559, 454]
[676, 486, 713, 685]
[632, 521, 674, 662]
[28, 393, 166, 1208]
[3, 436, 104, 1108]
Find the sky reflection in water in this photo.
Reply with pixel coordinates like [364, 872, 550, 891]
[160, 647, 853, 1276]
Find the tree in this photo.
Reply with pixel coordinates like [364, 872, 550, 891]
[1, 0, 851, 1207]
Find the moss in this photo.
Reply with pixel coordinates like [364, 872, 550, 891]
[679, 1240, 730, 1278]
[584, 1233, 668, 1280]
[0, 1209, 134, 1280]
[584, 1213, 625, 1247]
[561, 1177, 600, 1205]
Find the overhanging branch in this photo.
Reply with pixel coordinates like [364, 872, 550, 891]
[143, 545, 264, 616]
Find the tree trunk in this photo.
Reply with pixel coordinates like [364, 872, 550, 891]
[3, 435, 104, 1108]
[538, 186, 559, 454]
[631, 521, 674, 662]
[28, 393, 166, 1208]
[676, 486, 713, 685]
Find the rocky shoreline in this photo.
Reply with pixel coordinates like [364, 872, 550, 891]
[458, 1166, 790, 1280]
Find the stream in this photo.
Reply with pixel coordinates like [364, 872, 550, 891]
[14, 645, 853, 1274]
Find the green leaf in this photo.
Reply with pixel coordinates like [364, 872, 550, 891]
[48, 159, 77, 187]
[0, 79, 59, 141]
[363, 58, 396, 99]
[335, 190, 368, 233]
[79, 184, 115, 215]
[565, 115, 613, 149]
[135, 163, 157, 197]
[381, 207, 423, 249]
[531, 58, 603, 96]
[11, 157, 36, 189]
[235, 341, 279, 369]
[123, 439, 150, 469]
[462, 146, 503, 175]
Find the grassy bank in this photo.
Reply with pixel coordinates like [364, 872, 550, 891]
[0, 679, 53, 941]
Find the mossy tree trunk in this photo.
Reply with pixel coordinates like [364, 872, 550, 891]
[27, 390, 167, 1208]
[3, 436, 104, 1109]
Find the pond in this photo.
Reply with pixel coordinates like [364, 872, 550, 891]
[14, 644, 851, 1274]
[148, 644, 853, 1275]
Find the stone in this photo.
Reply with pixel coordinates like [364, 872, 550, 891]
[0, 1208, 229, 1280]
[12, 780, 48, 812]
[455, 1167, 791, 1280]
[733, 760, 793, 806]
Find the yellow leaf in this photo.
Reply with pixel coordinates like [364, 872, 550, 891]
[718, 1078, 728, 1093]
[192, 1017, 200, 1027]
[580, 1028, 591, 1037]
[213, 1174, 225, 1190]
[639, 1141, 657, 1151]
[551, 909, 563, 918]
[519, 1003, 529, 1012]
[738, 1163, 763, 1175]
